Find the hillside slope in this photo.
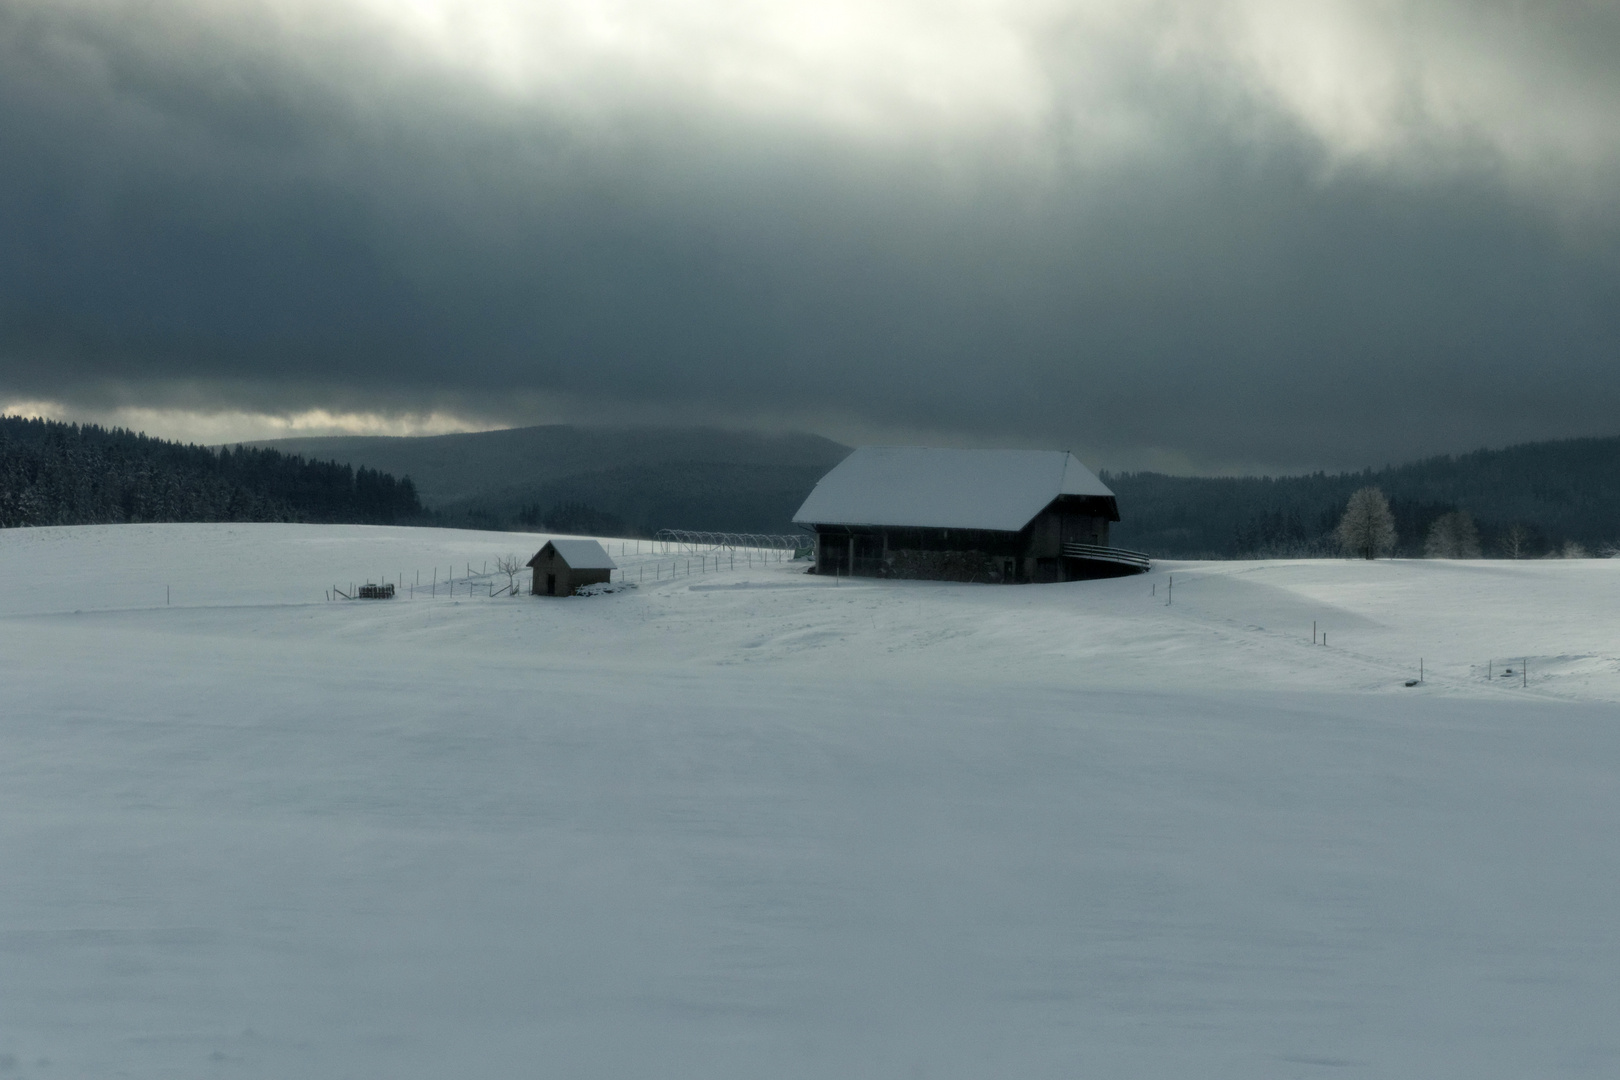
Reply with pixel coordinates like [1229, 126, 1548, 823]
[2, 523, 1618, 1077]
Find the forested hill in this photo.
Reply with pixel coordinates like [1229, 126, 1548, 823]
[0, 416, 423, 528]
[1108, 435, 1620, 558]
[245, 424, 853, 535]
[10, 414, 1615, 555]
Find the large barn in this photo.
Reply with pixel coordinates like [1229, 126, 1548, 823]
[792, 447, 1149, 583]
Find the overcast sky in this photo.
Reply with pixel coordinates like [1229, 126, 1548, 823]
[2, 0, 1618, 473]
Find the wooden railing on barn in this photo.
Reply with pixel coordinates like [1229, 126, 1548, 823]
[1061, 543, 1152, 572]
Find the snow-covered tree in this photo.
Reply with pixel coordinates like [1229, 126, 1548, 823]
[1499, 523, 1532, 559]
[495, 555, 524, 594]
[1424, 510, 1481, 558]
[1336, 486, 1397, 560]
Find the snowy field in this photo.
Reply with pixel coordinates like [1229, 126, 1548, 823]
[2, 523, 1619, 1079]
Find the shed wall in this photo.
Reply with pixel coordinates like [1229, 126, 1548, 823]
[528, 550, 614, 595]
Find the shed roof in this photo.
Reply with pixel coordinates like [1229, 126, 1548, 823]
[792, 447, 1116, 532]
[527, 538, 618, 570]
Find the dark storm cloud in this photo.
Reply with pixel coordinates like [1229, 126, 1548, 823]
[2, 0, 1619, 470]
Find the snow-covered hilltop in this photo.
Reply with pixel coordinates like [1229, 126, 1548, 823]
[3, 523, 1618, 1078]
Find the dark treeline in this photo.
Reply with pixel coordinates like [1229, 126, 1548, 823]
[1108, 435, 1620, 558]
[0, 416, 423, 528]
[512, 501, 642, 539]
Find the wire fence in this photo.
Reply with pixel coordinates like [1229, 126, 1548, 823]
[653, 530, 811, 556]
[617, 546, 793, 585]
[327, 539, 808, 601]
[328, 560, 527, 601]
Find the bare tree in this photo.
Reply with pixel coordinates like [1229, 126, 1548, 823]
[1336, 486, 1397, 559]
[1560, 540, 1590, 559]
[1423, 510, 1481, 558]
[1499, 522, 1532, 559]
[495, 554, 524, 594]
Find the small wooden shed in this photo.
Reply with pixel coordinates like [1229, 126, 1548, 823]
[528, 538, 618, 596]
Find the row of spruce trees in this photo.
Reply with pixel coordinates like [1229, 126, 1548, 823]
[0, 416, 424, 529]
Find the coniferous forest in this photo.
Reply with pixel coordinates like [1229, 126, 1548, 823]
[1108, 436, 1620, 558]
[0, 416, 423, 528]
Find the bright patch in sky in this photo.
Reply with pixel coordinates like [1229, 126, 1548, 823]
[292, 0, 1620, 183]
[0, 400, 501, 444]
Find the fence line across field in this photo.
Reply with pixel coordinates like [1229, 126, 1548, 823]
[653, 530, 810, 556]
[328, 540, 803, 600]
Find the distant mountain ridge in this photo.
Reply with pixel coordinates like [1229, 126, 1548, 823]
[240, 424, 1620, 555]
[243, 425, 853, 535]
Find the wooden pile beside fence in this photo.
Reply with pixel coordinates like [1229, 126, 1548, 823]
[330, 583, 396, 600]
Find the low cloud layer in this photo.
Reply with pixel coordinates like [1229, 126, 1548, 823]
[2, 0, 1618, 471]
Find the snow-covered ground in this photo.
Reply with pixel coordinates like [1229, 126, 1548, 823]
[2, 523, 1618, 1078]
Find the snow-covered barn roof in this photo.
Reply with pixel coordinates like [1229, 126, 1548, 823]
[792, 447, 1117, 532]
[527, 538, 618, 570]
